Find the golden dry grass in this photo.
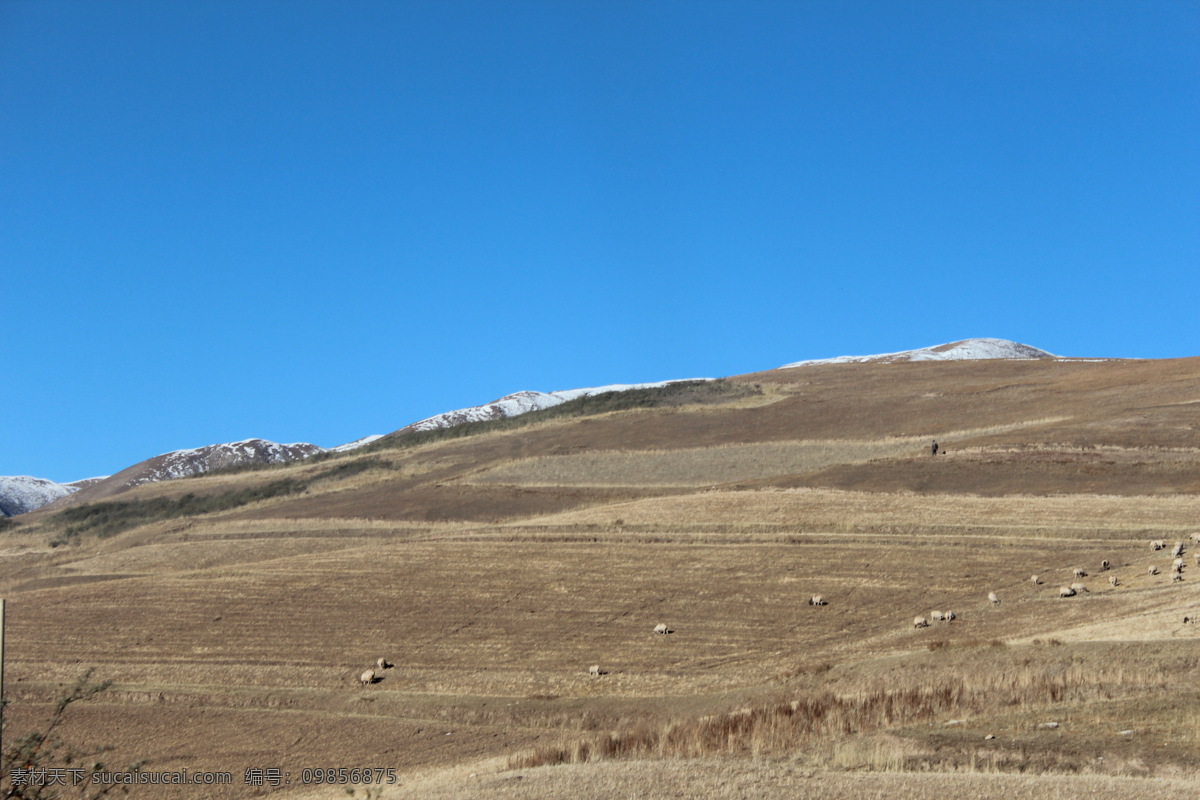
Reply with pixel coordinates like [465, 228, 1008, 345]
[8, 357, 1200, 799]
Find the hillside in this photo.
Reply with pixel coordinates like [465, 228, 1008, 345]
[4, 354, 1200, 799]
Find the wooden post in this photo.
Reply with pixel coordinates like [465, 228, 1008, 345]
[1, 598, 5, 775]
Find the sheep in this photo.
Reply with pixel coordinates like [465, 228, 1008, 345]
[1194, 553, 1200, 566]
[1100, 560, 1110, 571]
[1152, 540, 1165, 551]
[1174, 558, 1185, 570]
[1070, 582, 1089, 593]
[988, 591, 1000, 605]
[1108, 575, 1119, 587]
[1173, 542, 1185, 558]
[1059, 586, 1076, 598]
[930, 610, 947, 622]
[809, 595, 828, 606]
[588, 664, 603, 677]
[1031, 575, 1042, 585]
[1174, 571, 1184, 583]
[913, 616, 929, 628]
[1148, 565, 1160, 576]
[653, 623, 670, 634]
[376, 657, 393, 670]
[359, 669, 376, 686]
[1073, 567, 1088, 579]
[945, 610, 956, 621]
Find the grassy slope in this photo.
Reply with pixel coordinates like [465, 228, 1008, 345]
[4, 357, 1200, 798]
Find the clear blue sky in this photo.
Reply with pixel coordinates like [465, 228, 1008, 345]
[2, 0, 1197, 482]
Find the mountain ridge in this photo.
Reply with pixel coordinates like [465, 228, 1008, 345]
[1, 339, 1064, 515]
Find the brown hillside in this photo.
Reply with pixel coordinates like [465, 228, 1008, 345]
[4, 356, 1200, 799]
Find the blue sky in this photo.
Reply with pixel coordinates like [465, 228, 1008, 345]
[2, 0, 1197, 482]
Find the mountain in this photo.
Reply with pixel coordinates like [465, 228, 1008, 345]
[390, 379, 711, 435]
[779, 338, 1056, 368]
[0, 476, 79, 517]
[49, 438, 324, 508]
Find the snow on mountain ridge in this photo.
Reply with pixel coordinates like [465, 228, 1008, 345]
[780, 338, 1056, 368]
[404, 379, 713, 433]
[0, 476, 78, 517]
[127, 438, 324, 486]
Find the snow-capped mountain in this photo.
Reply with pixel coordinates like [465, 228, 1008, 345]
[44, 439, 325, 509]
[0, 476, 79, 517]
[115, 439, 324, 488]
[395, 380, 712, 435]
[779, 338, 1056, 368]
[330, 434, 385, 453]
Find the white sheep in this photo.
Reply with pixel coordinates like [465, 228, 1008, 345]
[1148, 565, 1159, 576]
[931, 610, 946, 622]
[1108, 575, 1119, 587]
[1152, 540, 1165, 551]
[588, 664, 603, 677]
[359, 669, 376, 686]
[376, 657, 393, 670]
[988, 591, 1000, 605]
[1174, 571, 1184, 583]
[945, 610, 956, 621]
[1100, 560, 1110, 571]
[1070, 582, 1088, 593]
[1173, 542, 1185, 557]
[913, 616, 929, 628]
[1194, 553, 1200, 566]
[1059, 586, 1076, 598]
[809, 595, 828, 606]
[1031, 575, 1041, 585]
[1073, 567, 1088, 579]
[653, 623, 670, 634]
[1174, 558, 1185, 570]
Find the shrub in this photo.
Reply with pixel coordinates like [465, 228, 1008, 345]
[1, 669, 142, 798]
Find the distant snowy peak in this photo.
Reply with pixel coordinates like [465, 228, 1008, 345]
[331, 434, 385, 453]
[399, 379, 712, 434]
[780, 338, 1057, 368]
[0, 476, 78, 517]
[123, 438, 324, 487]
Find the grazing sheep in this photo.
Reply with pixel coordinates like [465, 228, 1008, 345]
[359, 669, 376, 686]
[1031, 575, 1041, 585]
[946, 610, 956, 621]
[1100, 560, 1110, 571]
[588, 664, 603, 677]
[376, 657, 393, 670]
[1152, 540, 1165, 551]
[1109, 575, 1119, 587]
[1149, 565, 1160, 575]
[988, 591, 1000, 605]
[1073, 568, 1088, 579]
[1173, 543, 1185, 558]
[914, 616, 929, 628]
[1174, 571, 1184, 583]
[1070, 582, 1088, 593]
[1059, 586, 1077, 598]
[653, 623, 670, 634]
[809, 595, 828, 606]
[1174, 558, 1185, 570]
[931, 610, 947, 622]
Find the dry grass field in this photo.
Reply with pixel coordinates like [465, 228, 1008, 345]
[4, 357, 1200, 798]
